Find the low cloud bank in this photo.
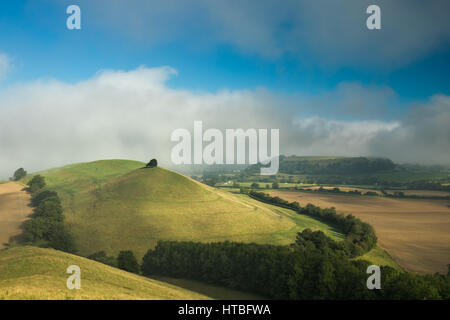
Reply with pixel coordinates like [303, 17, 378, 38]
[0, 66, 448, 178]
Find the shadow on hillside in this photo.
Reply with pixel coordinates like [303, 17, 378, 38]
[153, 276, 267, 300]
[5, 217, 33, 248]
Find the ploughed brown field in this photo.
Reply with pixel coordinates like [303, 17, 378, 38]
[269, 190, 450, 274]
[0, 182, 32, 248]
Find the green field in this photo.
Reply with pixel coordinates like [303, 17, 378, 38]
[355, 246, 403, 271]
[0, 246, 211, 300]
[22, 160, 344, 260]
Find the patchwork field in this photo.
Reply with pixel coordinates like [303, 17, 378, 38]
[0, 182, 32, 248]
[269, 190, 450, 274]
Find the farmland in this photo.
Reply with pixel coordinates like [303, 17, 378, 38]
[269, 190, 450, 274]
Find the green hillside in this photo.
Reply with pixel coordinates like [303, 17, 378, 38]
[0, 246, 211, 300]
[23, 160, 343, 259]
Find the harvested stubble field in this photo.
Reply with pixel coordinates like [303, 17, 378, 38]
[269, 190, 450, 274]
[0, 182, 32, 248]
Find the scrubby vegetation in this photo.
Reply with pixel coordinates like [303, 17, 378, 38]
[27, 175, 46, 193]
[118, 250, 140, 274]
[12, 168, 27, 181]
[87, 251, 118, 267]
[22, 176, 77, 253]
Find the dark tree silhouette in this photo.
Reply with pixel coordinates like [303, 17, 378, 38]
[146, 159, 158, 168]
[117, 250, 140, 274]
[12, 168, 27, 181]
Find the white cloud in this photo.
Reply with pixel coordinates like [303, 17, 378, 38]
[369, 95, 450, 164]
[0, 66, 448, 179]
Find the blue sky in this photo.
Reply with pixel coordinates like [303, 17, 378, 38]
[1, 0, 449, 103]
[0, 0, 449, 176]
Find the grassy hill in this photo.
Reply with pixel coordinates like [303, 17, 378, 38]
[22, 160, 343, 259]
[0, 246, 212, 300]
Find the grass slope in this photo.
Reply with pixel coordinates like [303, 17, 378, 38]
[23, 160, 343, 259]
[355, 246, 403, 271]
[0, 246, 211, 300]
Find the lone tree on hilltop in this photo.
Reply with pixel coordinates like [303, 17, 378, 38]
[146, 159, 158, 168]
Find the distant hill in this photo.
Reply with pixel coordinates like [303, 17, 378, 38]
[247, 156, 396, 175]
[0, 246, 210, 300]
[243, 156, 450, 186]
[21, 160, 339, 259]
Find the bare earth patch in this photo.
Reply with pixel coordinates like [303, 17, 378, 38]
[0, 182, 32, 248]
[269, 190, 450, 274]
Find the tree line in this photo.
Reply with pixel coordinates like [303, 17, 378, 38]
[22, 175, 77, 253]
[88, 250, 140, 274]
[293, 187, 450, 200]
[141, 237, 449, 300]
[248, 191, 377, 257]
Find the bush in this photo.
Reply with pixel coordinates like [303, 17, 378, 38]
[23, 217, 54, 242]
[31, 190, 60, 207]
[87, 251, 118, 267]
[47, 223, 77, 253]
[12, 168, 27, 181]
[117, 250, 140, 274]
[146, 159, 158, 168]
[28, 175, 46, 193]
[33, 200, 64, 222]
